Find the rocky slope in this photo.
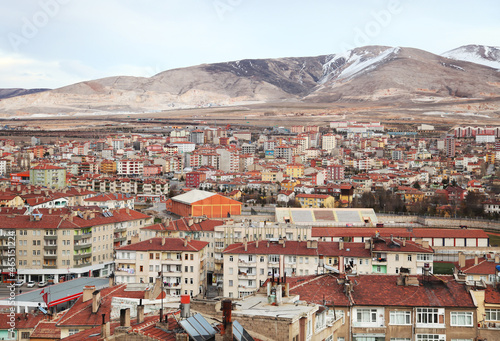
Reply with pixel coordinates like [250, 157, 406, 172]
[1, 45, 500, 116]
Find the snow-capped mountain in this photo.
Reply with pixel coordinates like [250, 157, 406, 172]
[1, 45, 500, 116]
[442, 45, 500, 69]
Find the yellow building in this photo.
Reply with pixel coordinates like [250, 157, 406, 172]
[261, 169, 283, 182]
[296, 194, 335, 208]
[285, 163, 304, 179]
[280, 179, 300, 191]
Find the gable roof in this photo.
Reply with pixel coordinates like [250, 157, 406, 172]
[118, 237, 208, 252]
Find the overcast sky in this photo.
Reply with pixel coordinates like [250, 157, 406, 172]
[1, 0, 499, 89]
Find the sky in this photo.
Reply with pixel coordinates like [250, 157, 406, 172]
[0, 0, 499, 89]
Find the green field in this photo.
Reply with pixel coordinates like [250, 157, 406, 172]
[433, 262, 455, 275]
[488, 234, 500, 247]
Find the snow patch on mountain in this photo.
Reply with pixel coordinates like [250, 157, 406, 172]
[442, 45, 500, 70]
[320, 46, 400, 84]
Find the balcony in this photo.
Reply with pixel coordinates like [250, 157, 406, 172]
[373, 258, 387, 264]
[44, 245, 57, 250]
[214, 259, 224, 264]
[43, 265, 57, 269]
[238, 273, 256, 280]
[74, 233, 91, 241]
[114, 236, 127, 243]
[44, 235, 57, 240]
[238, 285, 257, 290]
[238, 259, 256, 266]
[74, 263, 91, 268]
[74, 253, 92, 261]
[115, 227, 126, 233]
[43, 254, 57, 260]
[74, 243, 92, 251]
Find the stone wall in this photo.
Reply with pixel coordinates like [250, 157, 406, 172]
[232, 314, 293, 341]
[190, 299, 222, 319]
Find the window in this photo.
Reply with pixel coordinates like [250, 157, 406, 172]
[390, 310, 411, 325]
[156, 253, 160, 260]
[185, 254, 188, 260]
[229, 256, 233, 262]
[416, 335, 444, 341]
[140, 266, 143, 272]
[260, 256, 264, 262]
[356, 308, 377, 323]
[260, 268, 264, 275]
[68, 329, 80, 336]
[229, 280, 233, 287]
[486, 309, 500, 321]
[416, 308, 444, 325]
[149, 253, 154, 260]
[450, 311, 473, 326]
[417, 254, 433, 261]
[229, 268, 233, 275]
[395, 254, 399, 261]
[149, 265, 153, 272]
[190, 254, 194, 260]
[407, 255, 412, 261]
[21, 331, 31, 338]
[269, 255, 279, 263]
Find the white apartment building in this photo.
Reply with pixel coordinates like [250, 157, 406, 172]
[115, 236, 208, 297]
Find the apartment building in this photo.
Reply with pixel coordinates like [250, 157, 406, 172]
[222, 236, 434, 298]
[116, 159, 144, 176]
[0, 208, 153, 284]
[29, 164, 67, 189]
[289, 273, 477, 341]
[115, 236, 208, 297]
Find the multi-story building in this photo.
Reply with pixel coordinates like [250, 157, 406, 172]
[116, 159, 144, 176]
[185, 171, 207, 188]
[115, 236, 208, 297]
[296, 193, 335, 208]
[289, 273, 477, 341]
[321, 133, 337, 152]
[29, 164, 67, 189]
[0, 207, 153, 284]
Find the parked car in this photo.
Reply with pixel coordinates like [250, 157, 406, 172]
[38, 281, 47, 287]
[27, 281, 36, 288]
[14, 280, 25, 287]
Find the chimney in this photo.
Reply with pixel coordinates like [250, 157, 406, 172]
[126, 208, 130, 215]
[137, 299, 145, 324]
[495, 253, 500, 264]
[108, 273, 115, 287]
[364, 240, 370, 249]
[162, 237, 166, 246]
[256, 239, 259, 248]
[402, 239, 406, 247]
[184, 238, 188, 247]
[243, 237, 247, 251]
[339, 240, 344, 250]
[188, 218, 193, 226]
[474, 255, 479, 266]
[101, 314, 110, 338]
[48, 208, 52, 214]
[458, 252, 466, 268]
[82, 286, 95, 302]
[180, 295, 191, 318]
[221, 299, 233, 341]
[421, 240, 429, 249]
[92, 290, 101, 313]
[131, 234, 140, 245]
[120, 308, 131, 327]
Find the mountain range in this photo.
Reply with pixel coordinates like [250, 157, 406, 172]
[1, 44, 500, 117]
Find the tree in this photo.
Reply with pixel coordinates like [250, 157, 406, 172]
[462, 191, 484, 218]
[413, 181, 421, 189]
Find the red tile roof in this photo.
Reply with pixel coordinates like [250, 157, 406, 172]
[0, 313, 44, 329]
[290, 274, 475, 308]
[118, 237, 208, 252]
[30, 321, 61, 339]
[485, 285, 500, 304]
[455, 258, 498, 275]
[56, 284, 145, 327]
[371, 236, 434, 253]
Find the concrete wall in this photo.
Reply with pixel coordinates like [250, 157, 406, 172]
[190, 299, 222, 319]
[233, 314, 294, 341]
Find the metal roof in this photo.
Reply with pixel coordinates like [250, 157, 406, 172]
[172, 190, 216, 205]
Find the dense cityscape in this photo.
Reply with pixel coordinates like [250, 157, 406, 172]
[0, 119, 499, 340]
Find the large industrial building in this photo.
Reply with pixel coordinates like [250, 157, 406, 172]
[169, 190, 242, 218]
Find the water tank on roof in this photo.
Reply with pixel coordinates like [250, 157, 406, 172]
[496, 265, 500, 273]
